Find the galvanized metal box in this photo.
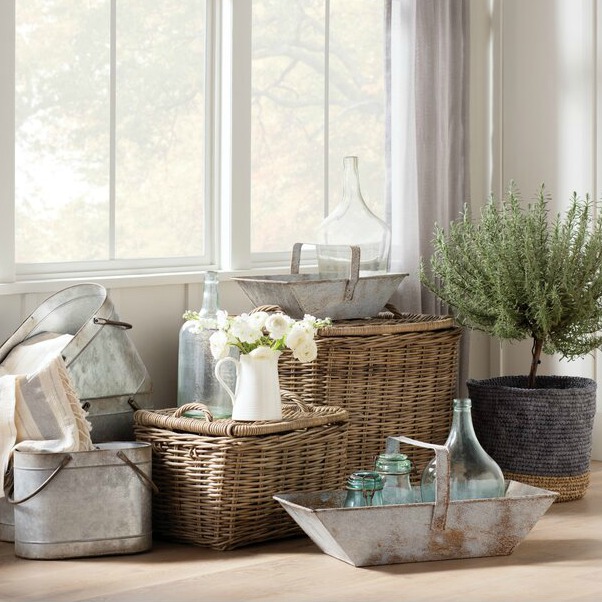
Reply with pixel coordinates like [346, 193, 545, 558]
[0, 283, 153, 442]
[10, 442, 153, 560]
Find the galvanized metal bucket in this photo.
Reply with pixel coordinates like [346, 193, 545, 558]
[0, 495, 14, 542]
[233, 243, 408, 320]
[0, 283, 153, 442]
[274, 436, 558, 567]
[9, 442, 154, 560]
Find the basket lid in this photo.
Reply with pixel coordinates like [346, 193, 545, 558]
[133, 392, 348, 438]
[316, 312, 457, 337]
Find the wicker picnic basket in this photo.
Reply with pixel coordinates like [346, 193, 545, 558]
[133, 394, 348, 551]
[277, 311, 462, 478]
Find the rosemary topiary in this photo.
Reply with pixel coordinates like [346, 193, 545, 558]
[420, 183, 602, 388]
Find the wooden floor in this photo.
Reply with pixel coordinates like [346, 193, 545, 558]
[1, 462, 601, 602]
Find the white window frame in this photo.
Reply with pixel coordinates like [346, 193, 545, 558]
[0, 0, 376, 293]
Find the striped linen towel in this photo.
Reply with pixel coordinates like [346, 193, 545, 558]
[0, 332, 93, 498]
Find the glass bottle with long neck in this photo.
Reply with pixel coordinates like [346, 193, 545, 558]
[177, 271, 235, 418]
[317, 156, 391, 279]
[420, 398, 505, 502]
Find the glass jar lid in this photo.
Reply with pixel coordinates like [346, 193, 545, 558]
[375, 453, 412, 474]
[346, 470, 384, 491]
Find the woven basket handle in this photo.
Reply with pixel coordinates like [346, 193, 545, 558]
[280, 389, 310, 413]
[172, 403, 215, 422]
[386, 435, 450, 532]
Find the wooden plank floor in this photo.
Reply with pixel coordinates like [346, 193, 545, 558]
[1, 462, 601, 602]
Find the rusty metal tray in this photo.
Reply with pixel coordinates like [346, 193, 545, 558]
[274, 436, 558, 567]
[233, 243, 408, 320]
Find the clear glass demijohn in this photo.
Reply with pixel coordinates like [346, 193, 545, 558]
[317, 156, 391, 279]
[177, 271, 236, 419]
[420, 398, 505, 502]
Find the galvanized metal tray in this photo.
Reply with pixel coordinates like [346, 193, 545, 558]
[274, 436, 558, 567]
[233, 243, 408, 320]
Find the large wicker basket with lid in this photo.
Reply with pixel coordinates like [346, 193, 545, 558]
[133, 395, 348, 551]
[277, 311, 462, 477]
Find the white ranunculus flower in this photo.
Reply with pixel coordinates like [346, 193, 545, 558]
[193, 316, 218, 331]
[209, 330, 231, 360]
[248, 311, 269, 330]
[302, 314, 318, 327]
[248, 345, 279, 359]
[215, 309, 229, 329]
[265, 313, 292, 340]
[230, 315, 263, 344]
[292, 338, 318, 363]
[285, 323, 312, 350]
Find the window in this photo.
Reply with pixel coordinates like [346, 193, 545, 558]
[2, 0, 387, 282]
[250, 0, 386, 257]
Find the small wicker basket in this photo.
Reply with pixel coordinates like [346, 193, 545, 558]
[277, 312, 463, 478]
[133, 395, 348, 551]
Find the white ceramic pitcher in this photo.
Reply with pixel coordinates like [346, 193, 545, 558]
[214, 351, 283, 421]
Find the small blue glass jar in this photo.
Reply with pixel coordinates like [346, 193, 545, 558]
[343, 471, 384, 507]
[375, 452, 414, 504]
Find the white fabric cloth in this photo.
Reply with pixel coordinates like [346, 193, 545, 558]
[0, 332, 94, 498]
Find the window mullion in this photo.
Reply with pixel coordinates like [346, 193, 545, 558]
[324, 0, 330, 218]
[109, 0, 117, 260]
[220, 0, 252, 271]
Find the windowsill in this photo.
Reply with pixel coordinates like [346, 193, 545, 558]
[0, 266, 305, 296]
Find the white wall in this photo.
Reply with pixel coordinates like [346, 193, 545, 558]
[480, 0, 602, 459]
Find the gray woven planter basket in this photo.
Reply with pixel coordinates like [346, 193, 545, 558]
[467, 375, 597, 502]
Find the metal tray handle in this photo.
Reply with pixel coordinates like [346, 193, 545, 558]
[386, 435, 451, 531]
[290, 242, 361, 301]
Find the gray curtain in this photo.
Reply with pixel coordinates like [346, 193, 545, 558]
[385, 0, 470, 392]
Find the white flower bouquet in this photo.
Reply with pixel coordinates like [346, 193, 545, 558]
[183, 310, 331, 363]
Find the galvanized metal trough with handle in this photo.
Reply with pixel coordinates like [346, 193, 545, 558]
[274, 436, 558, 567]
[233, 243, 408, 320]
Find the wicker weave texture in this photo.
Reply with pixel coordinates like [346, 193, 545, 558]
[277, 314, 462, 477]
[133, 403, 348, 551]
[467, 375, 597, 502]
[502, 471, 590, 503]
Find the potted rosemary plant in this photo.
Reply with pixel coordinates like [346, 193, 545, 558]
[420, 184, 602, 501]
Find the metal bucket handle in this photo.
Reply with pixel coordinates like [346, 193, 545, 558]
[5, 454, 73, 505]
[5, 450, 158, 505]
[290, 242, 361, 301]
[386, 435, 451, 531]
[116, 450, 159, 494]
[61, 294, 131, 367]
